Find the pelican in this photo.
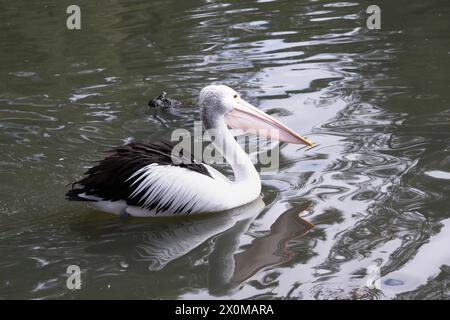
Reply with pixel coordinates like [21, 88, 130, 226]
[66, 85, 313, 216]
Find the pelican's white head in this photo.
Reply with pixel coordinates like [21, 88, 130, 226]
[199, 84, 313, 145]
[199, 85, 239, 128]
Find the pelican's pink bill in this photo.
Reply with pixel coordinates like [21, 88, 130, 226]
[224, 99, 314, 146]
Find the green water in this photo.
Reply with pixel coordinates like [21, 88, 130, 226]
[0, 0, 449, 299]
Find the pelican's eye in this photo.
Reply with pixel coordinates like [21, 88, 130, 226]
[233, 94, 238, 99]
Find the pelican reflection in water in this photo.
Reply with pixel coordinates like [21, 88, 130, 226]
[75, 198, 313, 296]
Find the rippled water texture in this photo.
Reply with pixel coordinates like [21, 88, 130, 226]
[1, 0, 449, 299]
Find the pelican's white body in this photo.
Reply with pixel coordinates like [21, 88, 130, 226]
[83, 160, 261, 217]
[81, 118, 262, 216]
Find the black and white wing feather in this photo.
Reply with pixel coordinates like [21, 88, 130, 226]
[66, 140, 223, 215]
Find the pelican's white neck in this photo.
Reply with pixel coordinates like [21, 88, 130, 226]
[209, 117, 260, 184]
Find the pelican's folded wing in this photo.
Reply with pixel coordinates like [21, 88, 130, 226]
[66, 140, 216, 215]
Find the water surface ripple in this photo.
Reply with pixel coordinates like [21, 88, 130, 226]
[0, 0, 449, 299]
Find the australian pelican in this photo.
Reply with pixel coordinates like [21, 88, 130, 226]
[66, 85, 313, 216]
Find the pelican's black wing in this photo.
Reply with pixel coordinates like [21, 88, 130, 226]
[66, 140, 211, 207]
